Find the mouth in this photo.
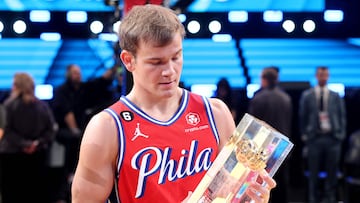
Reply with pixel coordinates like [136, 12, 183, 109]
[159, 80, 176, 88]
[159, 80, 175, 85]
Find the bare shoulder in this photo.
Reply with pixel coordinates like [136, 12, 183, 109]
[81, 110, 118, 160]
[208, 97, 229, 112]
[208, 98, 236, 150]
[72, 111, 118, 202]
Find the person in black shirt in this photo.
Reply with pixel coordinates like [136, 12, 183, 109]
[0, 72, 57, 203]
[50, 64, 116, 202]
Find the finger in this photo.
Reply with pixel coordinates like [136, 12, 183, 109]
[259, 169, 276, 189]
[246, 186, 269, 203]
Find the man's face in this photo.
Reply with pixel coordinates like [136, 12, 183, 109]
[68, 65, 82, 84]
[124, 33, 183, 98]
[316, 69, 329, 87]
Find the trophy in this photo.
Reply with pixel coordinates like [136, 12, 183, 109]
[188, 113, 294, 203]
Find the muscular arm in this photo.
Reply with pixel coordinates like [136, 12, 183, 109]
[71, 111, 118, 203]
[208, 98, 236, 151]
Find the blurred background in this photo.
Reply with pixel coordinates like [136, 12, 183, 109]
[0, 0, 360, 202]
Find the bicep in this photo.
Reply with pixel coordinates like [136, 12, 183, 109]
[209, 98, 236, 151]
[72, 112, 118, 202]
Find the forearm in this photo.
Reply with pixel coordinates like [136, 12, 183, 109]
[72, 167, 113, 203]
[72, 181, 107, 203]
[65, 112, 80, 132]
[4, 129, 32, 148]
[37, 128, 56, 148]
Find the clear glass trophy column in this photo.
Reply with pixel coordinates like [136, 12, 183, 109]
[188, 113, 294, 203]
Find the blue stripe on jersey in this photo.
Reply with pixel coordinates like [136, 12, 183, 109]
[104, 108, 124, 203]
[119, 89, 189, 126]
[202, 96, 220, 145]
[104, 108, 125, 176]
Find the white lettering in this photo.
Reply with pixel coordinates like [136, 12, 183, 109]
[131, 140, 214, 198]
[131, 147, 162, 198]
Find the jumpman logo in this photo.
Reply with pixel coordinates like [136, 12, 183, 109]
[131, 123, 149, 141]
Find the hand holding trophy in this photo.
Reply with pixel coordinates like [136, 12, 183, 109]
[188, 113, 293, 203]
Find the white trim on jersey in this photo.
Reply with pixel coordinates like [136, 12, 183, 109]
[202, 96, 220, 145]
[104, 108, 125, 176]
[104, 108, 124, 203]
[119, 89, 189, 126]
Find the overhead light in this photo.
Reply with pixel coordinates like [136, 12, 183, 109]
[0, 21, 4, 32]
[187, 20, 201, 34]
[30, 10, 51, 23]
[263, 10, 283, 22]
[191, 84, 217, 97]
[208, 20, 221, 34]
[324, 10, 344, 22]
[98, 33, 118, 42]
[66, 11, 87, 23]
[212, 34, 232, 42]
[90, 20, 103, 34]
[228, 11, 248, 23]
[35, 84, 53, 100]
[13, 20, 27, 34]
[178, 14, 186, 23]
[113, 20, 121, 33]
[282, 20, 295, 33]
[246, 84, 260, 99]
[40, 32, 61, 41]
[303, 20, 316, 33]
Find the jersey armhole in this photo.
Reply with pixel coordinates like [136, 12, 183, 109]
[103, 108, 125, 177]
[103, 108, 124, 203]
[202, 96, 220, 145]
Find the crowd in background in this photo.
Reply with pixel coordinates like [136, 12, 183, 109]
[214, 66, 359, 203]
[0, 63, 359, 203]
[0, 64, 120, 203]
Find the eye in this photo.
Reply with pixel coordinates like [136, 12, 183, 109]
[151, 61, 161, 65]
[148, 60, 162, 65]
[172, 52, 182, 61]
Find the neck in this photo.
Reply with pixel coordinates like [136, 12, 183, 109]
[126, 88, 183, 121]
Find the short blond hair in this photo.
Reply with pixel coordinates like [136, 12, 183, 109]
[118, 4, 185, 55]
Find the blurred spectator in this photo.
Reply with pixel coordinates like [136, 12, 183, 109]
[0, 104, 5, 140]
[253, 66, 279, 96]
[0, 72, 57, 203]
[248, 67, 292, 135]
[214, 77, 237, 121]
[343, 129, 360, 203]
[247, 67, 292, 203]
[299, 66, 346, 203]
[0, 103, 5, 200]
[50, 63, 115, 202]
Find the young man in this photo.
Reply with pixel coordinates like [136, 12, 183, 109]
[71, 4, 276, 203]
[248, 67, 292, 203]
[299, 66, 346, 203]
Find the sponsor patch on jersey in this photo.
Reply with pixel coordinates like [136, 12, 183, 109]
[185, 112, 200, 126]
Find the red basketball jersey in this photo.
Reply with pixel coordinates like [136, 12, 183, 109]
[105, 90, 220, 202]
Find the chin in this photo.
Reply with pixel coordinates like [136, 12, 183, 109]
[160, 87, 178, 98]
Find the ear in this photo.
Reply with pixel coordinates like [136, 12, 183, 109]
[120, 50, 135, 72]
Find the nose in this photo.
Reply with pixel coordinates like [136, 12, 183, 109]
[161, 61, 176, 77]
